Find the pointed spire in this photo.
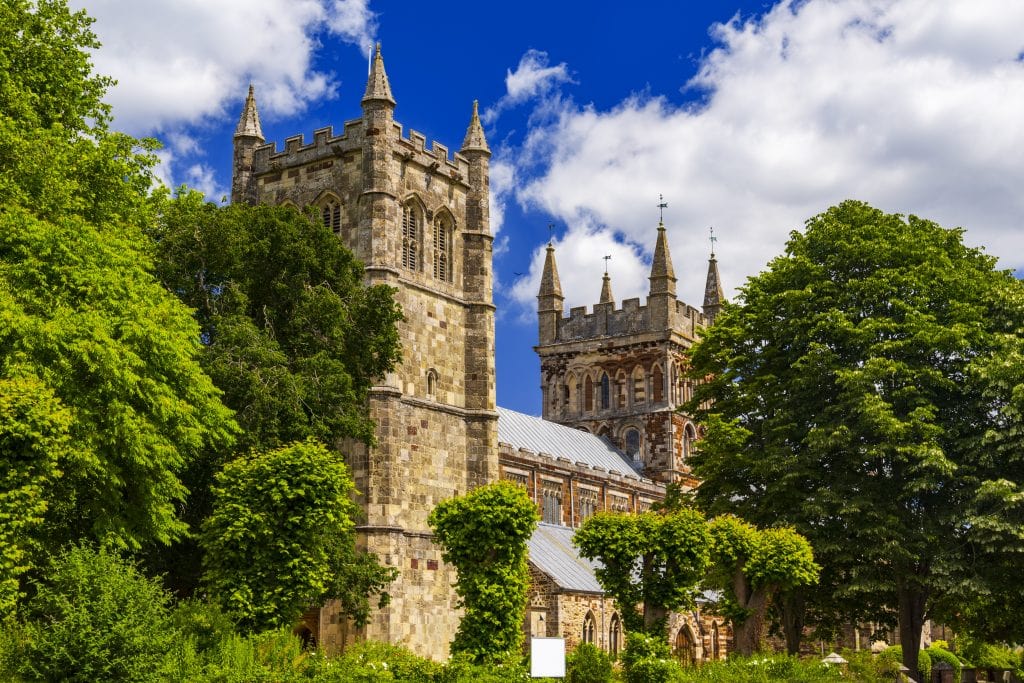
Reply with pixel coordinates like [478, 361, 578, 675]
[599, 272, 614, 304]
[234, 84, 264, 140]
[461, 100, 490, 154]
[703, 254, 726, 324]
[362, 43, 396, 106]
[539, 242, 563, 299]
[648, 220, 677, 297]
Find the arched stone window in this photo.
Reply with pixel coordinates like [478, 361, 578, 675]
[426, 368, 438, 399]
[609, 613, 622, 656]
[675, 626, 695, 665]
[600, 373, 610, 410]
[401, 201, 421, 271]
[615, 371, 627, 409]
[683, 423, 697, 461]
[584, 375, 594, 412]
[566, 372, 578, 414]
[624, 428, 641, 461]
[632, 367, 645, 405]
[317, 194, 342, 235]
[652, 365, 664, 403]
[711, 621, 720, 660]
[541, 480, 562, 525]
[582, 611, 597, 644]
[432, 212, 453, 281]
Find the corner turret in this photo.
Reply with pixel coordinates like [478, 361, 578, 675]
[231, 84, 264, 205]
[538, 243, 564, 345]
[461, 100, 490, 154]
[362, 43, 396, 107]
[647, 219, 678, 329]
[599, 272, 614, 305]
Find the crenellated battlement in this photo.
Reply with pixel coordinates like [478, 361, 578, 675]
[554, 295, 707, 343]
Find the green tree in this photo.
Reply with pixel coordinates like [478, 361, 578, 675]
[687, 200, 1024, 674]
[200, 439, 396, 632]
[0, 0, 235, 575]
[13, 545, 177, 682]
[428, 481, 539, 662]
[705, 515, 818, 655]
[573, 507, 711, 634]
[150, 190, 403, 451]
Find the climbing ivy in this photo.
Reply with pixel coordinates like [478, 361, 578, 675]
[428, 481, 539, 662]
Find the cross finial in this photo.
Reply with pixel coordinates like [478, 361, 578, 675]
[657, 194, 668, 223]
[603, 254, 612, 274]
[709, 226, 718, 257]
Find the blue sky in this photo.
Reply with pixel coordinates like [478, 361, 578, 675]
[75, 0, 1024, 414]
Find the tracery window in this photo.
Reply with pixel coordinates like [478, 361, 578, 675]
[542, 481, 562, 525]
[579, 488, 599, 521]
[582, 611, 597, 644]
[609, 614, 622, 656]
[432, 213, 453, 281]
[402, 202, 421, 270]
[600, 373, 610, 410]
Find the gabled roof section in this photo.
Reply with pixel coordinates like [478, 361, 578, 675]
[528, 523, 603, 593]
[497, 407, 642, 476]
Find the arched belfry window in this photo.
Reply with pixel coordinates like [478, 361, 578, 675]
[600, 373, 610, 410]
[426, 369, 438, 399]
[402, 201, 421, 271]
[433, 212, 453, 282]
[683, 423, 696, 461]
[584, 376, 594, 412]
[652, 365, 664, 403]
[632, 367, 645, 405]
[318, 195, 342, 235]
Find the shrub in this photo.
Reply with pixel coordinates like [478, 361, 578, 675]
[566, 642, 614, 683]
[16, 545, 177, 682]
[878, 645, 931, 681]
[925, 643, 962, 681]
[621, 631, 680, 683]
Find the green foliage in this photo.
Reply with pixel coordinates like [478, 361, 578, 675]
[0, 0, 235, 577]
[566, 642, 614, 683]
[574, 508, 711, 633]
[201, 440, 396, 632]
[161, 627, 310, 683]
[428, 481, 539, 662]
[924, 644, 961, 681]
[878, 646, 930, 680]
[13, 545, 176, 682]
[672, 654, 847, 682]
[687, 200, 1024, 660]
[150, 191, 403, 451]
[621, 631, 677, 683]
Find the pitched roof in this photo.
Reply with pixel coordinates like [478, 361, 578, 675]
[496, 407, 642, 476]
[528, 523, 603, 593]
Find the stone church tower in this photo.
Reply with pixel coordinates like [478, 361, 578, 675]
[535, 220, 724, 486]
[231, 46, 497, 657]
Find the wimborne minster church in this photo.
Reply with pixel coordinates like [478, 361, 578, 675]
[231, 45, 728, 663]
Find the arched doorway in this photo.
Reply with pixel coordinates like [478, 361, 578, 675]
[674, 625, 695, 665]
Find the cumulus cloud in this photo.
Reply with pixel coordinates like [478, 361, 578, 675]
[72, 0, 377, 189]
[483, 49, 573, 125]
[507, 0, 1024, 316]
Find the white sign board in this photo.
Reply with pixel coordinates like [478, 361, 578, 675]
[530, 637, 566, 678]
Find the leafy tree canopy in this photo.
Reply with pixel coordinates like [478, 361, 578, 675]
[428, 481, 539, 661]
[574, 507, 711, 634]
[0, 0, 235, 597]
[201, 439, 396, 632]
[150, 191, 403, 451]
[687, 200, 1024, 670]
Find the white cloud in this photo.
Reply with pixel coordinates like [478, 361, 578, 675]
[184, 164, 229, 203]
[509, 218, 651, 324]
[483, 50, 573, 125]
[327, 0, 378, 54]
[508, 0, 1024, 316]
[72, 0, 378, 190]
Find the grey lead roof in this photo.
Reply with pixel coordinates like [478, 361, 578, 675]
[496, 407, 643, 477]
[528, 523, 604, 593]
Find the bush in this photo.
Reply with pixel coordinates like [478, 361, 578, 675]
[671, 654, 842, 682]
[925, 644, 962, 681]
[621, 632, 680, 683]
[15, 545, 177, 682]
[567, 642, 614, 683]
[878, 645, 931, 681]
